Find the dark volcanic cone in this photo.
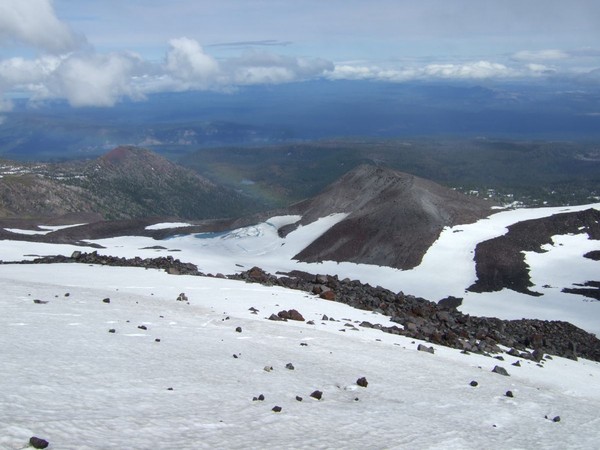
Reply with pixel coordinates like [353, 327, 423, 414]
[283, 165, 493, 270]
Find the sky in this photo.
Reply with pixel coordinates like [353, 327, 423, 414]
[0, 0, 599, 108]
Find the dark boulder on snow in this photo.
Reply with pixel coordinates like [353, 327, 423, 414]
[102, 297, 110, 303]
[285, 363, 295, 370]
[506, 391, 514, 398]
[310, 390, 323, 400]
[272, 406, 282, 412]
[235, 326, 242, 333]
[470, 381, 478, 387]
[29, 437, 49, 449]
[492, 366, 510, 376]
[356, 377, 368, 387]
[277, 309, 305, 321]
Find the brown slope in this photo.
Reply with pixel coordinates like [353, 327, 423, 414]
[284, 165, 494, 269]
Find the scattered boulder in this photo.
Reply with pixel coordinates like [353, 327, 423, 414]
[264, 366, 273, 372]
[296, 396, 303, 402]
[505, 391, 514, 398]
[512, 361, 521, 367]
[29, 437, 49, 449]
[176, 293, 188, 302]
[470, 381, 478, 387]
[268, 314, 283, 321]
[417, 344, 435, 354]
[310, 390, 323, 400]
[356, 377, 368, 388]
[285, 363, 295, 370]
[102, 298, 111, 303]
[235, 326, 242, 333]
[492, 366, 510, 376]
[278, 309, 305, 321]
[137, 325, 147, 330]
[253, 394, 265, 401]
[437, 296, 463, 310]
[155, 338, 161, 342]
[553, 416, 561, 422]
[108, 329, 116, 333]
[33, 299, 48, 304]
[272, 406, 282, 412]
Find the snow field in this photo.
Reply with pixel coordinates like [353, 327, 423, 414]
[1, 264, 600, 449]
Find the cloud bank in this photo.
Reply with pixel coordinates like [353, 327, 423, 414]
[0, 0, 598, 109]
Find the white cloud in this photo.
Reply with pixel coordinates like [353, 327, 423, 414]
[526, 63, 556, 74]
[328, 61, 516, 82]
[165, 38, 220, 88]
[423, 61, 516, 79]
[224, 50, 333, 85]
[512, 49, 569, 61]
[0, 0, 82, 53]
[52, 53, 145, 107]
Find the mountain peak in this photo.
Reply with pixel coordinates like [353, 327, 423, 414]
[100, 146, 158, 165]
[287, 164, 494, 269]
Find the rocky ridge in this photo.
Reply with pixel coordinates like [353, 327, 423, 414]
[8, 251, 599, 362]
[469, 207, 600, 296]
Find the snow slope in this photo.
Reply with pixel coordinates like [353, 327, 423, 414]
[2, 204, 597, 334]
[2, 264, 600, 449]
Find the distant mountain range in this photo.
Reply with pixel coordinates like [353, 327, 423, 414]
[0, 146, 260, 220]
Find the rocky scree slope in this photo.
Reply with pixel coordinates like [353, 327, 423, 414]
[280, 165, 494, 269]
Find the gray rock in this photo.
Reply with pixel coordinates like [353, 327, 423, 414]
[417, 344, 435, 354]
[492, 365, 510, 376]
